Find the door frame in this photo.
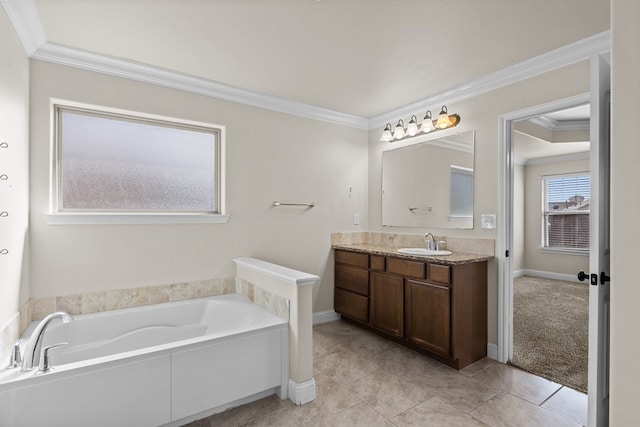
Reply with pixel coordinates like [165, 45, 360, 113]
[497, 92, 591, 363]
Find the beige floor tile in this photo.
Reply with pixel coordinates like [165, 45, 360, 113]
[409, 366, 500, 413]
[243, 408, 302, 427]
[473, 364, 563, 405]
[314, 348, 379, 384]
[459, 357, 502, 377]
[283, 378, 361, 424]
[347, 372, 433, 418]
[371, 344, 443, 380]
[313, 329, 348, 359]
[469, 392, 582, 427]
[342, 328, 396, 356]
[392, 396, 490, 427]
[541, 386, 588, 426]
[306, 401, 395, 427]
[195, 395, 284, 426]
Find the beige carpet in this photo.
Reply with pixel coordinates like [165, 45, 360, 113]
[511, 276, 588, 392]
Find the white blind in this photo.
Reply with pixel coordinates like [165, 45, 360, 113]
[542, 173, 590, 250]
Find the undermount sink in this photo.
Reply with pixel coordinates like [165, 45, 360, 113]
[397, 248, 453, 256]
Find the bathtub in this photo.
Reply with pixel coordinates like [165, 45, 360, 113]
[0, 293, 289, 427]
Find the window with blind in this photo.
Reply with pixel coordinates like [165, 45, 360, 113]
[542, 173, 590, 252]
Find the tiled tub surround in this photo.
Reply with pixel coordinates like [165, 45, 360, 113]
[0, 294, 289, 427]
[331, 232, 495, 263]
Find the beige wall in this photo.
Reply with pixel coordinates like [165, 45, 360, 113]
[513, 164, 525, 272]
[522, 158, 590, 276]
[29, 60, 369, 313]
[610, 0, 640, 424]
[369, 61, 591, 344]
[0, 8, 30, 329]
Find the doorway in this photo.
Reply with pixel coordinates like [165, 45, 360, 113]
[510, 103, 591, 392]
[498, 53, 611, 427]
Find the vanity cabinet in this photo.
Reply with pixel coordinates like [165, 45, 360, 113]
[334, 249, 488, 369]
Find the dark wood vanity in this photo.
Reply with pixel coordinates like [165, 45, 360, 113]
[334, 248, 489, 369]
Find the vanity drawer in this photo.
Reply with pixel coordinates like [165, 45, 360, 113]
[387, 258, 425, 279]
[335, 250, 369, 268]
[370, 255, 386, 272]
[428, 264, 451, 285]
[335, 288, 368, 323]
[335, 264, 369, 295]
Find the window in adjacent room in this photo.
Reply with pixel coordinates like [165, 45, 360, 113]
[50, 100, 226, 224]
[542, 173, 590, 252]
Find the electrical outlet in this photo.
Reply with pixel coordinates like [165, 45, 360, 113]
[481, 214, 496, 229]
[353, 213, 360, 225]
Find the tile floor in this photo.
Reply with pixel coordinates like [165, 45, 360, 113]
[185, 320, 587, 426]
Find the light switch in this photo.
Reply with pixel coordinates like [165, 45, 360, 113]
[481, 214, 496, 229]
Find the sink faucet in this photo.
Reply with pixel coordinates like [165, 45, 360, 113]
[21, 311, 73, 372]
[424, 232, 435, 250]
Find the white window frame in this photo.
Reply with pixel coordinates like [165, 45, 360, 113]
[540, 172, 589, 255]
[47, 99, 228, 225]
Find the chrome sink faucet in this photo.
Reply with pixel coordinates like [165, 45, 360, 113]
[424, 232, 435, 250]
[21, 311, 73, 372]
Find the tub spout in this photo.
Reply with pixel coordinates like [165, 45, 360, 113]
[21, 312, 73, 372]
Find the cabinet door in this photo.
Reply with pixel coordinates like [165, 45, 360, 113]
[369, 272, 404, 337]
[405, 279, 451, 357]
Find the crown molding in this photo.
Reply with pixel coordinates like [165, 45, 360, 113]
[1, 0, 46, 56]
[516, 151, 590, 166]
[32, 42, 369, 130]
[368, 30, 611, 129]
[529, 116, 590, 131]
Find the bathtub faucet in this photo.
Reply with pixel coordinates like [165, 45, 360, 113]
[21, 311, 74, 372]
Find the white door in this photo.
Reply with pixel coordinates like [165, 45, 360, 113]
[586, 53, 611, 427]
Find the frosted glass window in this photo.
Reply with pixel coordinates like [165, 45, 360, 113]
[55, 106, 221, 214]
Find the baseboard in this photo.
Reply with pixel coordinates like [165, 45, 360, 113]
[487, 343, 498, 360]
[288, 378, 316, 405]
[312, 310, 340, 325]
[516, 269, 581, 283]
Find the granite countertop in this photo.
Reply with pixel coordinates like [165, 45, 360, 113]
[332, 243, 494, 265]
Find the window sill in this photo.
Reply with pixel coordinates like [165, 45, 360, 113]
[46, 213, 230, 225]
[539, 247, 589, 256]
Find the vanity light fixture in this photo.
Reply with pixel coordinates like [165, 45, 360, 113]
[406, 115, 419, 136]
[380, 123, 393, 142]
[393, 119, 406, 140]
[420, 111, 435, 133]
[381, 105, 461, 142]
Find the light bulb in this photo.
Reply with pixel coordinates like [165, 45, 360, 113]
[406, 115, 419, 136]
[393, 120, 405, 140]
[380, 123, 393, 142]
[421, 111, 435, 133]
[436, 105, 451, 129]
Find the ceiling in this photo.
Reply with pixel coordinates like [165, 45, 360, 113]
[514, 104, 591, 163]
[28, 0, 609, 119]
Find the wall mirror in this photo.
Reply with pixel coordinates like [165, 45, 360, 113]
[382, 130, 475, 229]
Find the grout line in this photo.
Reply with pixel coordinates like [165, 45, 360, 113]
[539, 385, 564, 406]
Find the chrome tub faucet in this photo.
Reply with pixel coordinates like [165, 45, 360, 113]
[20, 311, 73, 372]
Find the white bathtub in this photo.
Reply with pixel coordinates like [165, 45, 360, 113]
[0, 293, 289, 427]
